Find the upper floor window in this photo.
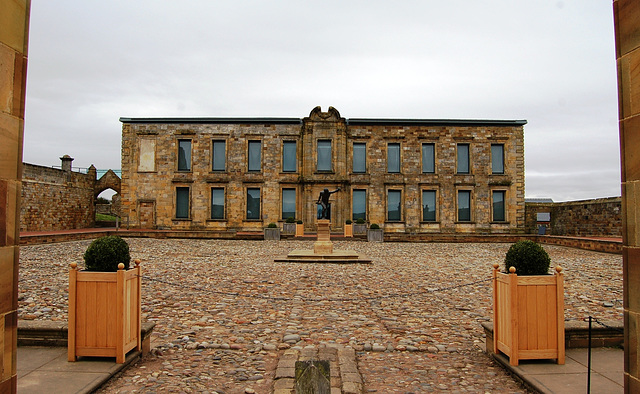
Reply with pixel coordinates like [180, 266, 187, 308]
[491, 144, 505, 174]
[317, 140, 332, 171]
[212, 140, 226, 171]
[248, 140, 262, 172]
[387, 189, 402, 221]
[211, 187, 225, 219]
[178, 140, 191, 171]
[282, 188, 296, 220]
[457, 190, 471, 222]
[457, 143, 470, 174]
[422, 143, 435, 173]
[353, 143, 366, 173]
[422, 190, 437, 222]
[138, 139, 156, 172]
[283, 141, 297, 172]
[387, 143, 400, 173]
[176, 187, 190, 219]
[352, 189, 367, 221]
[492, 190, 506, 222]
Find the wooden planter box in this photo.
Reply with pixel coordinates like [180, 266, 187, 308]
[68, 260, 142, 363]
[367, 228, 384, 242]
[492, 263, 565, 366]
[295, 223, 304, 237]
[353, 223, 367, 235]
[344, 224, 353, 237]
[283, 223, 296, 234]
[264, 227, 281, 240]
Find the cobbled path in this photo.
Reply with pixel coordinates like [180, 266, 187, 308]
[18, 239, 623, 393]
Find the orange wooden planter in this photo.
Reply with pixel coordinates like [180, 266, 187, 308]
[295, 223, 304, 237]
[68, 260, 142, 363]
[344, 224, 353, 237]
[492, 263, 565, 366]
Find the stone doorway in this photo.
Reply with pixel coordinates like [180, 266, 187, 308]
[138, 200, 156, 229]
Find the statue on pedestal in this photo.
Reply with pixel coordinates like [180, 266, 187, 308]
[316, 188, 341, 220]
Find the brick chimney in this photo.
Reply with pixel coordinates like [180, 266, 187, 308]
[60, 155, 74, 172]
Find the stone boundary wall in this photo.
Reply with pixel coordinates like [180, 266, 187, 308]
[20, 163, 96, 231]
[525, 197, 622, 237]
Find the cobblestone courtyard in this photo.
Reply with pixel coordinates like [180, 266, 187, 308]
[19, 239, 623, 393]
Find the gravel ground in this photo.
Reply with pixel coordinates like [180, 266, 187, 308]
[18, 239, 623, 393]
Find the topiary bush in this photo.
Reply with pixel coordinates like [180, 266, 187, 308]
[267, 222, 278, 228]
[504, 240, 551, 275]
[369, 223, 380, 230]
[84, 236, 131, 272]
[296, 219, 303, 224]
[346, 219, 352, 224]
[285, 217, 296, 223]
[355, 218, 365, 224]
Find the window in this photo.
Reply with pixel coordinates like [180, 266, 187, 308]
[317, 140, 332, 171]
[178, 140, 191, 171]
[211, 188, 225, 220]
[457, 190, 471, 222]
[491, 144, 504, 174]
[212, 140, 226, 171]
[492, 190, 506, 222]
[457, 143, 469, 174]
[353, 143, 366, 173]
[387, 190, 402, 221]
[422, 143, 435, 173]
[282, 188, 296, 220]
[248, 140, 262, 172]
[387, 143, 400, 173]
[176, 187, 190, 219]
[282, 141, 297, 172]
[422, 190, 437, 222]
[246, 188, 261, 220]
[352, 189, 366, 221]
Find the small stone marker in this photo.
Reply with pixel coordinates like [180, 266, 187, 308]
[295, 360, 331, 394]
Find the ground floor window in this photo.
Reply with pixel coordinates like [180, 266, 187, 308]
[422, 190, 437, 222]
[492, 190, 506, 222]
[176, 187, 190, 219]
[211, 187, 225, 219]
[457, 190, 471, 222]
[352, 189, 366, 221]
[282, 188, 296, 220]
[387, 190, 402, 221]
[246, 188, 261, 220]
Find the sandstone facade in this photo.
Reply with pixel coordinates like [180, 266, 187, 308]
[120, 107, 526, 234]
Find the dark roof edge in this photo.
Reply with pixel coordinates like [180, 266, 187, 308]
[119, 117, 303, 125]
[346, 118, 527, 126]
[119, 117, 527, 127]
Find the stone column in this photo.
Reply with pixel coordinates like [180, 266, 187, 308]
[614, 1, 640, 392]
[314, 219, 333, 254]
[0, 1, 30, 392]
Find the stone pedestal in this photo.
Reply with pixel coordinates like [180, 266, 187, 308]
[314, 220, 333, 254]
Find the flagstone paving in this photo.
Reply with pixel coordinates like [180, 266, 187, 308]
[18, 239, 622, 393]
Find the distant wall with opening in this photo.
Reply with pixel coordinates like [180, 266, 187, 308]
[525, 197, 621, 237]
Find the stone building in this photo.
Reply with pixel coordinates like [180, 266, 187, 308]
[120, 106, 526, 234]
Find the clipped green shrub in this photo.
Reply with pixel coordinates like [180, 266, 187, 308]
[267, 223, 278, 228]
[355, 218, 366, 224]
[285, 217, 296, 223]
[369, 223, 380, 230]
[346, 219, 352, 224]
[84, 236, 131, 272]
[296, 219, 303, 224]
[504, 240, 551, 275]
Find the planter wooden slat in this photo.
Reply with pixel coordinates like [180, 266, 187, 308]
[492, 264, 564, 366]
[68, 261, 142, 363]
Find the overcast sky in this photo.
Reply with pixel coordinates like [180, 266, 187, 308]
[22, 0, 620, 202]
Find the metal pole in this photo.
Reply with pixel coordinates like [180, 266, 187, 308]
[587, 316, 592, 394]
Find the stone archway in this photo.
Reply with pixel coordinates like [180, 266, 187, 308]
[95, 169, 121, 197]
